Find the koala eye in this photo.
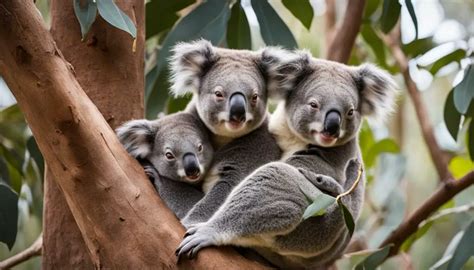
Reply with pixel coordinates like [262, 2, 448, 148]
[251, 93, 259, 103]
[165, 151, 175, 160]
[198, 143, 203, 152]
[214, 90, 224, 98]
[309, 101, 319, 109]
[347, 109, 354, 116]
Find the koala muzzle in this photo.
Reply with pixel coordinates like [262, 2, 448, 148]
[229, 93, 247, 123]
[183, 153, 201, 179]
[323, 110, 341, 137]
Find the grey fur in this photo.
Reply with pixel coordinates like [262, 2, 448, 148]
[116, 112, 213, 218]
[176, 53, 397, 268]
[169, 40, 286, 227]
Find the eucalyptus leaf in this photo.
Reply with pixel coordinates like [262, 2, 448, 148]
[251, 0, 297, 49]
[447, 221, 474, 270]
[444, 90, 462, 140]
[379, 0, 401, 34]
[167, 95, 192, 114]
[0, 183, 18, 250]
[364, 0, 381, 19]
[453, 65, 474, 114]
[404, 0, 418, 39]
[97, 0, 137, 38]
[468, 121, 474, 161]
[365, 138, 400, 168]
[430, 231, 463, 270]
[419, 49, 466, 75]
[355, 245, 392, 270]
[227, 1, 252, 50]
[302, 193, 336, 220]
[402, 37, 435, 58]
[146, 67, 170, 118]
[73, 0, 98, 39]
[0, 156, 9, 185]
[27, 137, 44, 179]
[145, 0, 194, 39]
[281, 0, 314, 30]
[338, 200, 355, 237]
[361, 24, 389, 70]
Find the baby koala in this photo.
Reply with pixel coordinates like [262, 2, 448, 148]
[116, 112, 214, 219]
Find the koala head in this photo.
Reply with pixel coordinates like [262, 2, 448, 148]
[170, 40, 289, 139]
[269, 50, 397, 148]
[116, 113, 213, 184]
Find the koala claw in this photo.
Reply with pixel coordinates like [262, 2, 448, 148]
[176, 225, 217, 261]
[143, 165, 158, 181]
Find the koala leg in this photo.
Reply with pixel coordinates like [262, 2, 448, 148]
[297, 168, 344, 197]
[176, 162, 309, 260]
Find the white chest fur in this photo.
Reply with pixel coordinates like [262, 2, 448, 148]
[269, 103, 308, 160]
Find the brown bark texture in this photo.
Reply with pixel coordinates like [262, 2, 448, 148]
[43, 0, 145, 267]
[0, 1, 263, 269]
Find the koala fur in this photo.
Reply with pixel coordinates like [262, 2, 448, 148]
[176, 52, 397, 268]
[169, 40, 284, 226]
[116, 112, 214, 219]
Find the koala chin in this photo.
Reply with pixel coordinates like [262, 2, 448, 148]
[175, 50, 398, 269]
[116, 112, 213, 219]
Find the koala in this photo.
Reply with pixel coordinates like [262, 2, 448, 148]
[116, 112, 214, 219]
[175, 52, 397, 269]
[169, 40, 284, 226]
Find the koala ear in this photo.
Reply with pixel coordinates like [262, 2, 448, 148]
[169, 39, 218, 97]
[116, 119, 157, 159]
[259, 47, 311, 100]
[354, 63, 398, 121]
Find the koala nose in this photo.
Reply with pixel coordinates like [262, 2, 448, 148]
[229, 93, 247, 123]
[323, 110, 341, 137]
[183, 153, 201, 179]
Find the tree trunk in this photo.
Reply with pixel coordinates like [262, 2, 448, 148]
[0, 1, 262, 268]
[43, 1, 145, 267]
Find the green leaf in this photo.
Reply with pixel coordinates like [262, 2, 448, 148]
[449, 156, 474, 180]
[402, 37, 435, 58]
[27, 137, 44, 179]
[73, 0, 98, 40]
[431, 231, 464, 270]
[469, 121, 474, 161]
[145, 0, 194, 39]
[454, 65, 474, 114]
[281, 0, 314, 30]
[0, 183, 18, 250]
[97, 0, 137, 38]
[355, 245, 392, 270]
[167, 95, 193, 114]
[146, 67, 170, 118]
[302, 193, 336, 220]
[379, 0, 401, 33]
[444, 90, 462, 140]
[251, 0, 297, 49]
[338, 200, 355, 237]
[365, 138, 400, 168]
[0, 156, 9, 185]
[360, 24, 389, 70]
[447, 221, 474, 270]
[400, 219, 433, 252]
[227, 1, 252, 49]
[364, 0, 381, 19]
[359, 121, 375, 162]
[404, 0, 418, 39]
[419, 49, 466, 75]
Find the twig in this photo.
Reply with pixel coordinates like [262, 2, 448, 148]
[422, 202, 474, 226]
[325, 0, 366, 64]
[380, 26, 452, 181]
[336, 165, 363, 202]
[0, 234, 42, 270]
[324, 0, 336, 46]
[379, 171, 474, 256]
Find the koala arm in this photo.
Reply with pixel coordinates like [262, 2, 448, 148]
[297, 168, 344, 197]
[181, 124, 281, 227]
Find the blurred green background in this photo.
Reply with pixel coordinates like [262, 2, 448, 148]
[1, 0, 473, 269]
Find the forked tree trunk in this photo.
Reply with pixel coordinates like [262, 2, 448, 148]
[43, 1, 145, 267]
[0, 1, 263, 269]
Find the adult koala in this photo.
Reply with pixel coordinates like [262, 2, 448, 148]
[176, 51, 397, 269]
[169, 40, 285, 226]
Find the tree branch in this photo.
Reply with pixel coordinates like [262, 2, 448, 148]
[0, 234, 42, 270]
[325, 0, 366, 64]
[380, 27, 452, 181]
[0, 1, 263, 268]
[379, 171, 474, 256]
[324, 0, 336, 47]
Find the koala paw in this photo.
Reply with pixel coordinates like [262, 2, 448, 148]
[143, 165, 159, 181]
[175, 223, 218, 261]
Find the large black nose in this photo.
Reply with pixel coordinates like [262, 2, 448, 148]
[324, 110, 341, 136]
[229, 93, 246, 123]
[183, 153, 200, 178]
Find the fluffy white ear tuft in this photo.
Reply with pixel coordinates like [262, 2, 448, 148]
[259, 47, 311, 100]
[355, 63, 399, 121]
[169, 39, 218, 97]
[116, 119, 156, 158]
